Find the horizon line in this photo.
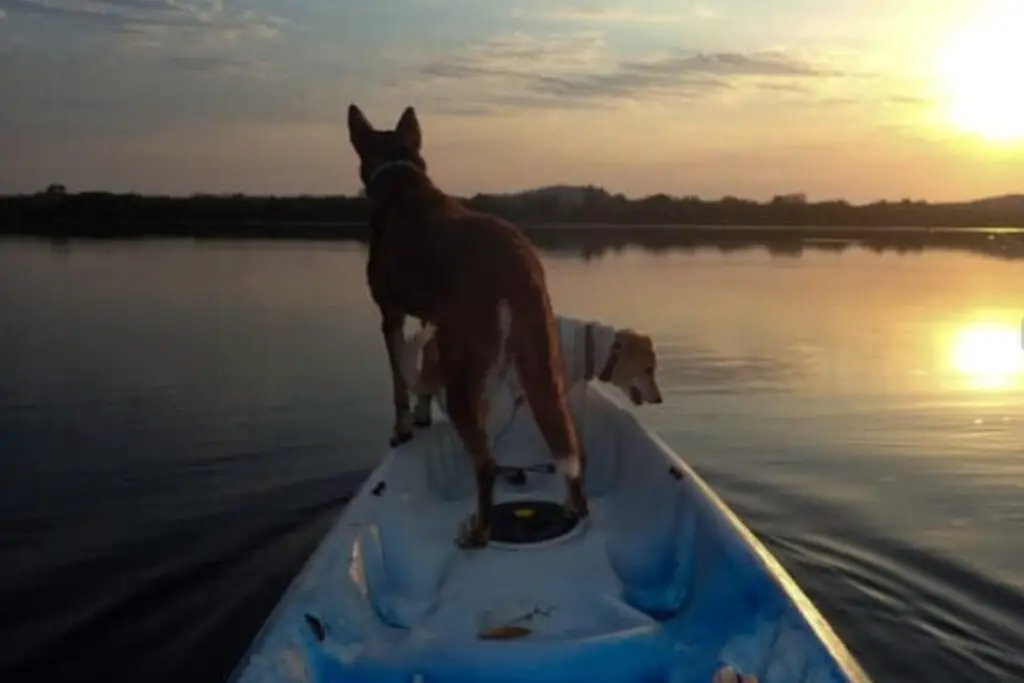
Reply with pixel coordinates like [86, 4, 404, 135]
[5, 185, 1023, 207]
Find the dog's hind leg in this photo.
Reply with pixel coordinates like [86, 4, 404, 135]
[513, 316, 589, 521]
[445, 376, 496, 549]
[436, 321, 500, 549]
[412, 319, 435, 428]
[381, 307, 414, 447]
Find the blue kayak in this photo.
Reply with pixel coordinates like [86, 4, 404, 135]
[228, 384, 872, 683]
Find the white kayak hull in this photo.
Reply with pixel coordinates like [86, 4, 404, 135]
[229, 384, 872, 683]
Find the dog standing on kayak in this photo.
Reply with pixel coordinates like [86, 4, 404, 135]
[347, 104, 588, 549]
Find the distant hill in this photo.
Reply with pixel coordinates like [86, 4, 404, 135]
[484, 185, 613, 206]
[502, 186, 1024, 210]
[493, 186, 1024, 214]
[956, 194, 1024, 212]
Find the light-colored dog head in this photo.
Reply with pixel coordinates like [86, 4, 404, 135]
[602, 329, 663, 406]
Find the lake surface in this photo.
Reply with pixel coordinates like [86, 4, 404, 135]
[1, 236, 1023, 682]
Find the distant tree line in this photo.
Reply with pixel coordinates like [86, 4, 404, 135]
[1, 184, 1023, 239]
[469, 186, 1024, 228]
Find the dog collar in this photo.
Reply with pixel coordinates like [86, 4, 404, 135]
[367, 159, 422, 187]
[584, 324, 595, 380]
[598, 339, 621, 382]
[584, 323, 618, 381]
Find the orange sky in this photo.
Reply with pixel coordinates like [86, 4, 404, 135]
[1, 0, 1022, 201]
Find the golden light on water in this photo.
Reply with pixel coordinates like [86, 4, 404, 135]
[935, 1, 1024, 142]
[948, 322, 1024, 390]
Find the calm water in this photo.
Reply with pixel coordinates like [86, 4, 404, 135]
[1, 237, 1023, 683]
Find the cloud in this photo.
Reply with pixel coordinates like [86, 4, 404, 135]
[89, 0, 181, 12]
[414, 31, 606, 82]
[512, 0, 717, 24]
[160, 53, 271, 77]
[0, 0, 284, 43]
[400, 33, 856, 115]
[1, 0, 186, 27]
[0, 0, 308, 151]
[0, 46, 320, 147]
[693, 4, 719, 20]
[521, 6, 687, 24]
[114, 23, 281, 79]
[0, 0, 290, 83]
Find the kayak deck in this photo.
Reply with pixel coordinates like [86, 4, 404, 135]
[229, 385, 870, 683]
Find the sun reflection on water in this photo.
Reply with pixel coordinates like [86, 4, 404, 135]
[947, 321, 1024, 390]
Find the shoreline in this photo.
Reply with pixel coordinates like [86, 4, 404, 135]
[3, 221, 1024, 240]
[4, 222, 1024, 263]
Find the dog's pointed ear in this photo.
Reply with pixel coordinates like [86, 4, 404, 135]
[395, 106, 422, 152]
[347, 104, 374, 150]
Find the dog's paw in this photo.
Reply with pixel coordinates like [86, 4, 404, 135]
[389, 411, 416, 447]
[413, 413, 432, 428]
[564, 484, 590, 520]
[389, 427, 414, 448]
[455, 515, 491, 549]
[563, 498, 589, 522]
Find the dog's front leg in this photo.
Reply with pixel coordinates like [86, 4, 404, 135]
[381, 308, 414, 447]
[411, 321, 436, 428]
[446, 380, 495, 549]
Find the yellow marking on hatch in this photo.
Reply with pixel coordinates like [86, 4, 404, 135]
[478, 625, 533, 640]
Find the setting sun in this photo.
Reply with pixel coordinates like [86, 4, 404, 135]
[936, 1, 1024, 142]
[948, 323, 1024, 389]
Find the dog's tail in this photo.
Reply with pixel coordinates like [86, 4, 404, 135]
[399, 323, 436, 394]
[506, 284, 584, 487]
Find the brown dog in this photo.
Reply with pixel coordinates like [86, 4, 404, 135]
[347, 104, 588, 549]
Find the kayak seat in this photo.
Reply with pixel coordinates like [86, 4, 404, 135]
[350, 504, 457, 629]
[604, 489, 698, 620]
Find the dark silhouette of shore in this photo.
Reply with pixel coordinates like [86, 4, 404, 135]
[3, 185, 1024, 261]
[522, 225, 1024, 262]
